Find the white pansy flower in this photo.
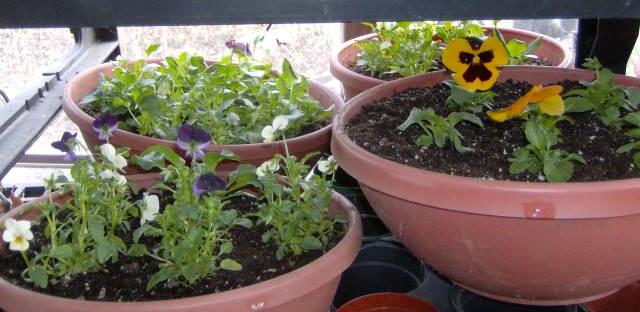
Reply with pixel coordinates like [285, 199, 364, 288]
[100, 170, 127, 185]
[272, 115, 289, 131]
[256, 159, 280, 177]
[318, 156, 337, 174]
[140, 193, 160, 225]
[261, 125, 275, 143]
[2, 218, 33, 251]
[100, 144, 127, 170]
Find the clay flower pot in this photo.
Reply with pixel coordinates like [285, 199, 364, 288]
[0, 173, 363, 312]
[337, 293, 438, 312]
[330, 27, 572, 100]
[331, 66, 640, 305]
[63, 61, 344, 173]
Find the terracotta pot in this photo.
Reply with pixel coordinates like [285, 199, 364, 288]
[337, 293, 438, 312]
[330, 27, 572, 100]
[583, 281, 640, 312]
[0, 173, 362, 312]
[63, 61, 344, 173]
[331, 66, 640, 305]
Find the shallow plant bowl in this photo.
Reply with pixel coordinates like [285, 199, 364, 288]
[63, 60, 344, 174]
[331, 66, 640, 305]
[0, 174, 362, 312]
[330, 27, 572, 100]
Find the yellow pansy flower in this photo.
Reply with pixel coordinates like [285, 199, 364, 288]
[442, 37, 508, 92]
[487, 85, 565, 122]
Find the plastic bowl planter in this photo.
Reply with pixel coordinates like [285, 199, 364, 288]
[338, 293, 438, 312]
[330, 27, 572, 100]
[63, 60, 344, 173]
[331, 66, 640, 305]
[0, 174, 363, 312]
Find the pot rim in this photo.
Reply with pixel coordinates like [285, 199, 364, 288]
[331, 66, 640, 219]
[0, 174, 362, 309]
[62, 60, 344, 161]
[329, 26, 573, 89]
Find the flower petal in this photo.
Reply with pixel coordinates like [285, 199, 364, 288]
[442, 38, 473, 73]
[100, 144, 117, 160]
[272, 116, 289, 131]
[508, 85, 539, 116]
[530, 85, 563, 103]
[479, 37, 508, 68]
[9, 238, 28, 252]
[261, 126, 275, 142]
[537, 95, 565, 116]
[486, 108, 512, 122]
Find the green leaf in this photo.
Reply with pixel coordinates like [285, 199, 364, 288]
[145, 44, 160, 56]
[88, 215, 105, 241]
[203, 151, 239, 171]
[147, 267, 174, 291]
[523, 37, 543, 56]
[397, 108, 426, 131]
[301, 236, 323, 250]
[627, 129, 640, 138]
[415, 134, 433, 147]
[219, 209, 238, 225]
[220, 241, 234, 254]
[96, 240, 117, 263]
[227, 164, 259, 190]
[133, 151, 166, 171]
[138, 95, 162, 116]
[49, 244, 73, 259]
[220, 259, 243, 271]
[634, 152, 640, 166]
[617, 142, 640, 154]
[625, 87, 640, 108]
[28, 265, 49, 289]
[506, 39, 528, 57]
[449, 112, 483, 128]
[138, 145, 185, 168]
[524, 119, 547, 151]
[624, 112, 640, 128]
[563, 97, 595, 113]
[280, 59, 297, 86]
[261, 232, 271, 243]
[234, 217, 253, 228]
[128, 244, 148, 257]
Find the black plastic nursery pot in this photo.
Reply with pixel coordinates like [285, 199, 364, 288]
[360, 214, 392, 242]
[332, 169, 374, 215]
[332, 241, 427, 308]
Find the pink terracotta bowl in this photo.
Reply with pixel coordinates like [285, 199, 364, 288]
[63, 60, 344, 173]
[0, 173, 363, 312]
[330, 27, 572, 100]
[331, 66, 640, 306]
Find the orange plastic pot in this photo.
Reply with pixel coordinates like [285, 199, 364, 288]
[331, 66, 640, 305]
[63, 60, 344, 173]
[337, 293, 438, 312]
[0, 174, 362, 312]
[583, 281, 640, 312]
[330, 27, 572, 100]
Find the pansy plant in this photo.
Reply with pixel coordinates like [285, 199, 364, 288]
[397, 107, 483, 153]
[80, 44, 330, 146]
[493, 25, 543, 65]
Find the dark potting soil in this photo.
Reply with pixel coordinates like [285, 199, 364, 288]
[349, 57, 554, 81]
[345, 80, 640, 182]
[0, 195, 343, 301]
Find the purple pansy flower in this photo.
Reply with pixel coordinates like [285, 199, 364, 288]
[92, 113, 118, 142]
[192, 173, 226, 197]
[51, 132, 78, 161]
[176, 124, 211, 160]
[225, 40, 252, 56]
